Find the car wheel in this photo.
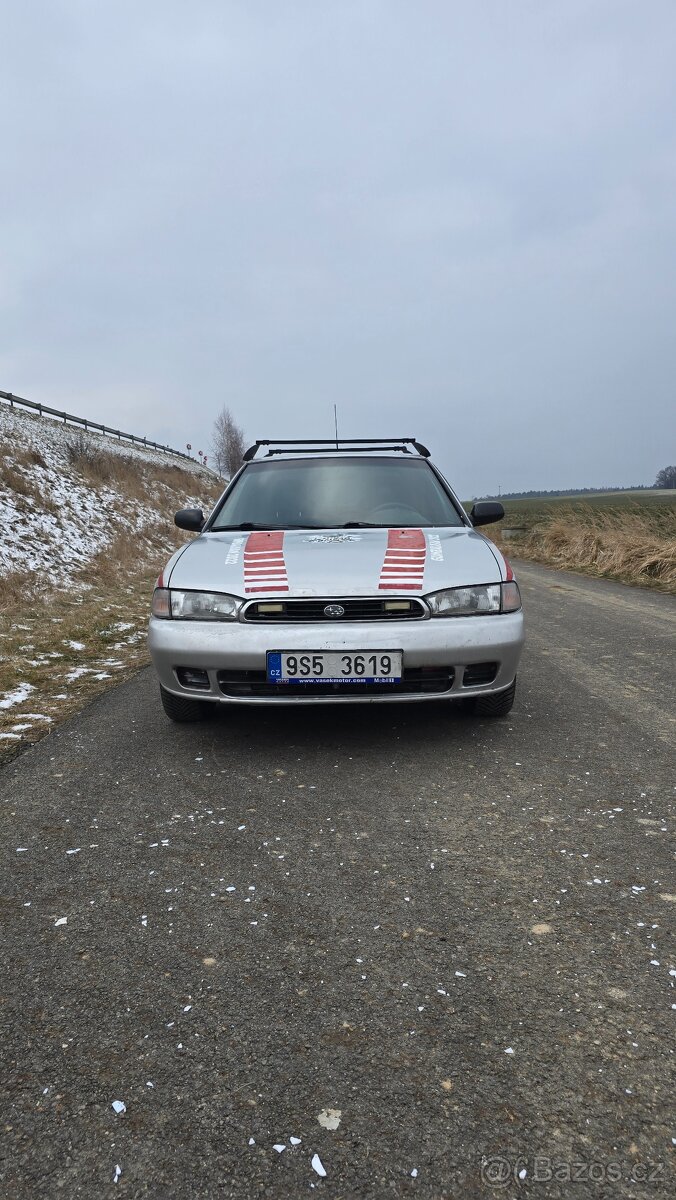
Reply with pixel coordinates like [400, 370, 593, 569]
[160, 684, 216, 723]
[474, 678, 516, 718]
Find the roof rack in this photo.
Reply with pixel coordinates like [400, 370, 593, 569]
[242, 438, 431, 461]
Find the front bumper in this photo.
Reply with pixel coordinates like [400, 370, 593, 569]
[148, 610, 525, 705]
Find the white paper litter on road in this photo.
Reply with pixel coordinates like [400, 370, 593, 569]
[311, 1153, 327, 1177]
[111, 1100, 126, 1114]
[54, 917, 67, 927]
[248, 1138, 255, 1146]
[317, 1108, 341, 1130]
[290, 1137, 301, 1145]
[273, 1144, 286, 1153]
[113, 1165, 122, 1184]
[66, 848, 81, 855]
[504, 1047, 515, 1055]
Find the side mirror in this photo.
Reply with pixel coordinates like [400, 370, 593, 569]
[470, 501, 504, 527]
[174, 508, 205, 532]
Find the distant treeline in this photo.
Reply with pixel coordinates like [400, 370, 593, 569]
[478, 485, 650, 501]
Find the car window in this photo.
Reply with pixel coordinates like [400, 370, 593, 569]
[210, 456, 464, 529]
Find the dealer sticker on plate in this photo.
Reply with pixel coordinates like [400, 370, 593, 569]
[267, 651, 402, 684]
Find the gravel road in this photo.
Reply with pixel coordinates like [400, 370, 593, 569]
[2, 562, 674, 1198]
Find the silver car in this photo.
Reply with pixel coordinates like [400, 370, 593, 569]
[149, 439, 524, 721]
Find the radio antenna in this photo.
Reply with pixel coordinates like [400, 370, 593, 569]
[333, 404, 339, 448]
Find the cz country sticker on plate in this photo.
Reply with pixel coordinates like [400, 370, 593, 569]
[267, 651, 402, 684]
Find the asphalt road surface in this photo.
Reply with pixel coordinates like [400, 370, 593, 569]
[2, 562, 675, 1199]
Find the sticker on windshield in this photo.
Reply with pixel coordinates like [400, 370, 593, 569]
[378, 529, 426, 590]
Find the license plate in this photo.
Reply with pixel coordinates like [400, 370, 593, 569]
[267, 650, 402, 684]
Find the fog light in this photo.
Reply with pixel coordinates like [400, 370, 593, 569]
[176, 667, 210, 690]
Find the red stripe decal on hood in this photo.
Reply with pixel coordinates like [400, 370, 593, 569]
[378, 529, 426, 591]
[243, 531, 289, 593]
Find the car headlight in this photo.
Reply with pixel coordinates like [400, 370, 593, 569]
[152, 588, 241, 620]
[425, 582, 521, 616]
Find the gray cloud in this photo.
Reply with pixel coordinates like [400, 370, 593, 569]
[1, 0, 674, 494]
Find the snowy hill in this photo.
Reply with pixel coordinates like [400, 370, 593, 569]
[0, 401, 217, 587]
[0, 401, 223, 757]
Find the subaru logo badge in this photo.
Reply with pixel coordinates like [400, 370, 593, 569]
[324, 604, 345, 618]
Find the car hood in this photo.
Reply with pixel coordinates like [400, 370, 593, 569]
[167, 526, 505, 598]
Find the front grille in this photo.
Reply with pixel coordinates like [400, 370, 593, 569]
[462, 662, 498, 687]
[243, 598, 427, 622]
[217, 667, 454, 698]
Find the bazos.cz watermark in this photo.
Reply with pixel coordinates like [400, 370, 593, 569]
[480, 1155, 667, 1188]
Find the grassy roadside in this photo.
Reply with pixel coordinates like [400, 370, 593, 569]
[489, 492, 676, 593]
[0, 530, 181, 764]
[0, 426, 223, 764]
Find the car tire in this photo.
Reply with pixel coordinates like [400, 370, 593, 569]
[160, 684, 216, 723]
[474, 678, 516, 718]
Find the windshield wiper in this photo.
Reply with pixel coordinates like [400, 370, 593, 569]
[215, 522, 324, 531]
[339, 521, 389, 528]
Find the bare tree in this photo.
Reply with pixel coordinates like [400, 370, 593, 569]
[654, 465, 676, 489]
[211, 407, 246, 479]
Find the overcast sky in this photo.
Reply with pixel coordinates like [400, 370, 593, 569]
[1, 1, 675, 496]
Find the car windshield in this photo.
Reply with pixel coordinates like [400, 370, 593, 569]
[210, 456, 464, 530]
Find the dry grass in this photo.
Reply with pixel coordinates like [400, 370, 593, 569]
[14, 446, 48, 469]
[66, 434, 150, 499]
[492, 503, 676, 592]
[0, 452, 223, 761]
[0, 570, 43, 610]
[66, 435, 204, 503]
[0, 466, 58, 515]
[153, 462, 199, 491]
[0, 525, 194, 761]
[1, 438, 47, 469]
[0, 566, 158, 763]
[0, 458, 44, 502]
[78, 526, 184, 589]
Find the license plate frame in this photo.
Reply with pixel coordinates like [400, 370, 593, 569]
[267, 650, 403, 685]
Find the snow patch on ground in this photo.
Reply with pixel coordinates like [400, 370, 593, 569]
[0, 682, 35, 709]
